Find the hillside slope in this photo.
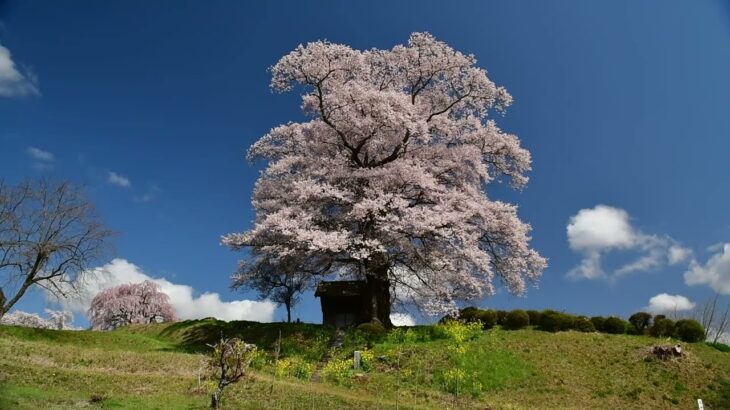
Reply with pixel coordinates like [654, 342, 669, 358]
[0, 320, 728, 409]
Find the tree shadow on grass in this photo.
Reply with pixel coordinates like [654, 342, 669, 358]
[157, 319, 335, 360]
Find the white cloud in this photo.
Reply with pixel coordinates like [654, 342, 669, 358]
[26, 146, 54, 161]
[0, 44, 39, 97]
[707, 243, 725, 253]
[53, 258, 276, 322]
[567, 205, 635, 252]
[614, 237, 667, 276]
[684, 244, 730, 294]
[566, 205, 689, 280]
[668, 245, 692, 265]
[566, 252, 604, 279]
[133, 184, 160, 203]
[26, 146, 54, 170]
[107, 171, 132, 188]
[644, 293, 696, 314]
[390, 313, 416, 326]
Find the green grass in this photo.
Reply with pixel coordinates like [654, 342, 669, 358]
[1, 321, 728, 409]
[706, 341, 730, 353]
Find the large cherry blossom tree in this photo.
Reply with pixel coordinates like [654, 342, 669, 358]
[224, 33, 546, 327]
[87, 280, 175, 330]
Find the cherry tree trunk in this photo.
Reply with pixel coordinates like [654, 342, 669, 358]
[0, 288, 5, 318]
[210, 390, 220, 409]
[366, 264, 393, 328]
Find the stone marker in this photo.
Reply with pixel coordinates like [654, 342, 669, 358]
[698, 398, 704, 410]
[353, 350, 362, 370]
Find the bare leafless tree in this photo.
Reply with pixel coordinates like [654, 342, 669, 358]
[712, 305, 730, 344]
[694, 293, 730, 344]
[207, 337, 257, 408]
[0, 179, 113, 319]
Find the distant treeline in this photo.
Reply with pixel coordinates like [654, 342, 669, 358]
[447, 307, 706, 343]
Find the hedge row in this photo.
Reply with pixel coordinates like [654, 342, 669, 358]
[452, 307, 706, 343]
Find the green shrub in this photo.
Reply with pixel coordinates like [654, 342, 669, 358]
[526, 310, 542, 327]
[649, 318, 676, 338]
[438, 320, 483, 344]
[356, 321, 386, 346]
[539, 310, 574, 332]
[385, 327, 421, 344]
[628, 312, 652, 334]
[439, 314, 458, 324]
[249, 348, 268, 370]
[275, 357, 315, 380]
[421, 325, 448, 342]
[322, 358, 352, 385]
[504, 310, 530, 330]
[603, 317, 627, 334]
[626, 323, 643, 335]
[440, 368, 467, 395]
[385, 325, 444, 343]
[356, 321, 385, 337]
[572, 316, 596, 332]
[674, 319, 705, 343]
[421, 324, 449, 341]
[496, 310, 508, 325]
[590, 316, 606, 332]
[476, 309, 498, 329]
[458, 307, 481, 323]
[359, 349, 376, 371]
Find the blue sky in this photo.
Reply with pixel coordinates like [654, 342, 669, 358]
[1, 1, 729, 326]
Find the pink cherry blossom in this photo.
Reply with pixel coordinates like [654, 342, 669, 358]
[88, 280, 176, 330]
[224, 33, 546, 321]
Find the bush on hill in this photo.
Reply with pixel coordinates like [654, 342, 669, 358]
[649, 317, 676, 338]
[628, 312, 652, 334]
[572, 316, 596, 332]
[356, 321, 386, 346]
[526, 310, 542, 327]
[590, 316, 606, 332]
[538, 310, 574, 332]
[458, 307, 482, 323]
[603, 317, 627, 334]
[504, 310, 530, 330]
[476, 309, 498, 329]
[496, 310, 508, 326]
[674, 319, 705, 343]
[436, 307, 707, 344]
[626, 323, 643, 335]
[449, 307, 500, 329]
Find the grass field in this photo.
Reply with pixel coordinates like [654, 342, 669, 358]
[0, 319, 728, 409]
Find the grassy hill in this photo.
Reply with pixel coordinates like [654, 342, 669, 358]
[0, 319, 728, 409]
